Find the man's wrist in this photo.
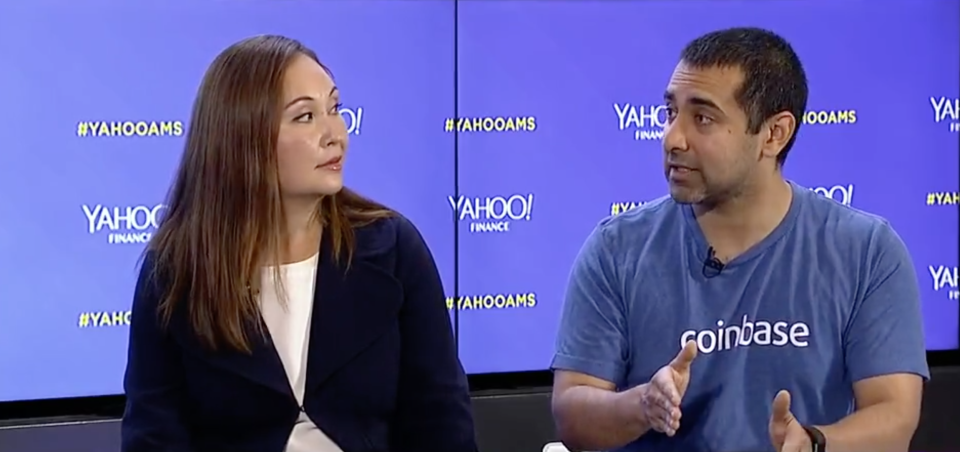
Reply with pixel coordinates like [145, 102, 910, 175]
[615, 384, 651, 434]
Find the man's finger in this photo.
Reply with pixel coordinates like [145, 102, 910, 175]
[645, 382, 678, 413]
[650, 410, 671, 434]
[642, 396, 669, 433]
[649, 407, 678, 437]
[654, 375, 682, 406]
[771, 390, 792, 423]
[780, 428, 807, 452]
[670, 340, 698, 372]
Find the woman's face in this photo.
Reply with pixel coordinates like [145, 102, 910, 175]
[276, 54, 347, 199]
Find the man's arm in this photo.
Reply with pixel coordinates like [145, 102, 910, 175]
[814, 222, 928, 452]
[815, 374, 922, 452]
[553, 372, 653, 451]
[550, 223, 651, 451]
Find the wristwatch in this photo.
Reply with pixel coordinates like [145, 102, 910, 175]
[803, 426, 827, 452]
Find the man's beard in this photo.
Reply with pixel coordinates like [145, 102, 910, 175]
[670, 167, 751, 206]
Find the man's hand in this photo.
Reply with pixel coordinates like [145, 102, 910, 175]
[640, 341, 697, 436]
[769, 390, 812, 452]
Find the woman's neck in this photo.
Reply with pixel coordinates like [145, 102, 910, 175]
[273, 199, 323, 265]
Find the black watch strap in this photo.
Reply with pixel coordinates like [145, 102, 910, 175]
[803, 426, 827, 452]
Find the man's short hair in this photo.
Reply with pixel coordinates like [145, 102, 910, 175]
[680, 27, 808, 165]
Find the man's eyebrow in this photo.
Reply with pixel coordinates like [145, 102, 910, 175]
[664, 92, 725, 113]
[688, 96, 722, 111]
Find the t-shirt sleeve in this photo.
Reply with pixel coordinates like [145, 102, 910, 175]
[844, 221, 930, 383]
[551, 224, 629, 387]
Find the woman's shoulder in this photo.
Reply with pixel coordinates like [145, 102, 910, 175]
[353, 213, 426, 259]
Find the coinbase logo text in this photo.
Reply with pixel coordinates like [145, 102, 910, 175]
[811, 184, 854, 206]
[679, 315, 811, 355]
[614, 103, 667, 141]
[450, 194, 534, 233]
[83, 204, 166, 244]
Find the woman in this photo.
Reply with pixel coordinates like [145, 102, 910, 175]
[121, 35, 477, 452]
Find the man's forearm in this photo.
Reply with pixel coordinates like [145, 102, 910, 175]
[817, 401, 919, 452]
[553, 384, 651, 451]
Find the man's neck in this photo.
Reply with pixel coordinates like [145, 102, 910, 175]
[693, 176, 793, 261]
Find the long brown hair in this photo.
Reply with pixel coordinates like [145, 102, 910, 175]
[149, 35, 392, 353]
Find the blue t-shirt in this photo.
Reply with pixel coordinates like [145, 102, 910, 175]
[552, 181, 930, 452]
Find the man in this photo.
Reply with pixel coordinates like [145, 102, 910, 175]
[551, 27, 928, 452]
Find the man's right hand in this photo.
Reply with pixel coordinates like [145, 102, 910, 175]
[638, 341, 698, 437]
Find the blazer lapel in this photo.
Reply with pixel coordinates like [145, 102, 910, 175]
[172, 314, 292, 397]
[304, 232, 403, 394]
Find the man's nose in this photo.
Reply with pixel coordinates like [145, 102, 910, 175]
[662, 120, 688, 153]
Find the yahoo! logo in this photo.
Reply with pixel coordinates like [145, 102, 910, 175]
[614, 103, 668, 141]
[82, 204, 166, 245]
[449, 194, 534, 233]
[810, 184, 853, 206]
[338, 106, 364, 135]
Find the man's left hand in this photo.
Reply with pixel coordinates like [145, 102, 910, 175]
[769, 390, 812, 452]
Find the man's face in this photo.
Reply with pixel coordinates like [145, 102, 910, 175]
[662, 62, 763, 205]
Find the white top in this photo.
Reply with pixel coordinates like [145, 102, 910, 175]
[259, 253, 344, 452]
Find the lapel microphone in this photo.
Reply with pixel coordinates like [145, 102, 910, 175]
[702, 246, 725, 278]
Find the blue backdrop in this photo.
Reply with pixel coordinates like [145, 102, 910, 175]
[0, 0, 956, 402]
